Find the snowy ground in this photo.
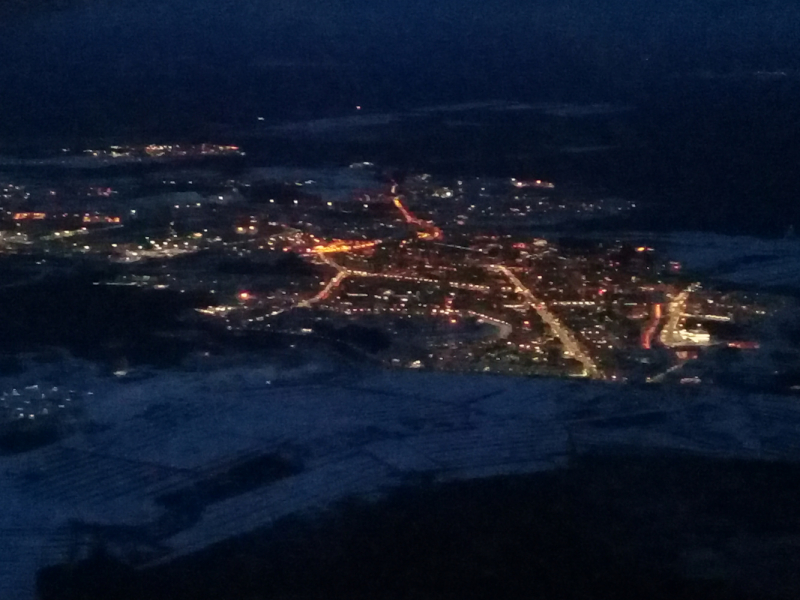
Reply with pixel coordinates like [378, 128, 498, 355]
[661, 232, 800, 290]
[2, 363, 800, 598]
[245, 166, 381, 202]
[243, 101, 631, 139]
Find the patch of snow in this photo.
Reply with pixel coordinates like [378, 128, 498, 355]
[2, 365, 800, 597]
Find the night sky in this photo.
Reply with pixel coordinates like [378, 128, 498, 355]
[1, 0, 799, 139]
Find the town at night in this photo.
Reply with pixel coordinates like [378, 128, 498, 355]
[3, 1, 800, 598]
[0, 149, 788, 392]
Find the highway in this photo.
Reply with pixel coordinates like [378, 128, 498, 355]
[300, 271, 348, 307]
[345, 269, 489, 291]
[311, 240, 380, 254]
[299, 253, 349, 307]
[640, 302, 663, 350]
[660, 285, 697, 347]
[300, 245, 493, 314]
[390, 186, 443, 240]
[492, 265, 601, 379]
[294, 182, 595, 375]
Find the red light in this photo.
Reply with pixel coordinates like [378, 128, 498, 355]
[598, 288, 606, 296]
[728, 341, 759, 350]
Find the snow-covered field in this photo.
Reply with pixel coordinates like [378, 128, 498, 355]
[2, 362, 800, 598]
[245, 166, 380, 202]
[662, 232, 800, 289]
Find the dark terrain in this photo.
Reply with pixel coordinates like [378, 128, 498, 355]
[39, 453, 800, 600]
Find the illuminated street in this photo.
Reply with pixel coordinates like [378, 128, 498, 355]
[492, 264, 601, 378]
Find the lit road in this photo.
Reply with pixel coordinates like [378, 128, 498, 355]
[492, 265, 601, 379]
[641, 302, 663, 350]
[311, 239, 380, 254]
[346, 269, 489, 291]
[299, 253, 349, 307]
[469, 312, 513, 339]
[300, 271, 348, 307]
[390, 184, 443, 240]
[41, 223, 124, 242]
[299, 247, 492, 311]
[660, 285, 697, 347]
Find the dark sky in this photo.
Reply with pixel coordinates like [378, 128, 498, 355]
[5, 1, 799, 69]
[1, 0, 799, 140]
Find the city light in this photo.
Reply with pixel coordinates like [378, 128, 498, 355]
[2, 152, 778, 384]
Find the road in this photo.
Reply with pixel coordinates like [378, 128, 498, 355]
[468, 312, 513, 339]
[294, 183, 591, 372]
[304, 225, 599, 379]
[647, 362, 684, 384]
[390, 186, 443, 240]
[299, 253, 349, 307]
[640, 302, 662, 350]
[492, 265, 601, 379]
[311, 240, 380, 254]
[660, 285, 697, 347]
